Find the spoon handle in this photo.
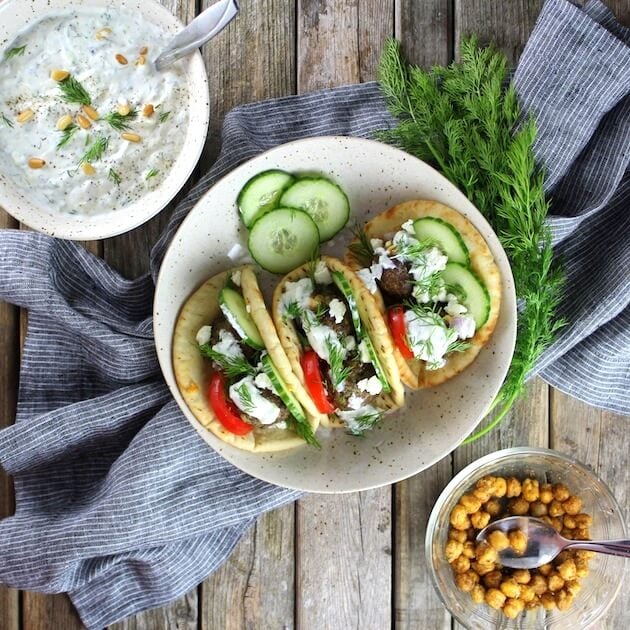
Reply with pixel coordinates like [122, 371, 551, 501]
[565, 538, 630, 558]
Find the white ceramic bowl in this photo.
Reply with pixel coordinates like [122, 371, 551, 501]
[154, 136, 517, 493]
[0, 0, 209, 240]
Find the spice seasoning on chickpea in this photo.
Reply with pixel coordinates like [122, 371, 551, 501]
[446, 475, 594, 619]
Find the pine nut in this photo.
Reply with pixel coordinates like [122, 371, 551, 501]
[82, 104, 99, 121]
[139, 46, 148, 55]
[135, 55, 146, 66]
[28, 158, 46, 169]
[56, 114, 73, 131]
[117, 103, 131, 116]
[82, 163, 96, 176]
[95, 27, 112, 40]
[115, 54, 128, 65]
[76, 114, 91, 129]
[17, 108, 34, 123]
[121, 132, 141, 143]
[142, 104, 154, 117]
[50, 69, 70, 82]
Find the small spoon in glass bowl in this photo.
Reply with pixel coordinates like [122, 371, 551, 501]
[476, 516, 630, 569]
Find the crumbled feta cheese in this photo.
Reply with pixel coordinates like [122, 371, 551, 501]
[357, 375, 383, 396]
[337, 404, 382, 435]
[450, 315, 476, 339]
[401, 219, 415, 234]
[404, 309, 456, 370]
[375, 246, 397, 269]
[280, 277, 313, 315]
[275, 421, 288, 430]
[358, 339, 371, 363]
[196, 325, 212, 346]
[445, 299, 467, 316]
[357, 267, 378, 293]
[409, 246, 448, 283]
[254, 371, 274, 391]
[229, 376, 280, 425]
[370, 262, 384, 280]
[343, 335, 357, 351]
[212, 330, 245, 359]
[433, 285, 448, 303]
[370, 238, 384, 250]
[231, 270, 242, 286]
[347, 394, 365, 410]
[301, 312, 346, 364]
[227, 243, 254, 264]
[313, 260, 333, 284]
[328, 298, 347, 324]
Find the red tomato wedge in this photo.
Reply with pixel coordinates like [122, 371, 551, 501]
[300, 350, 337, 414]
[387, 305, 414, 360]
[208, 372, 253, 436]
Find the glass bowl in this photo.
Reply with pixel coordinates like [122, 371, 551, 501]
[425, 447, 627, 629]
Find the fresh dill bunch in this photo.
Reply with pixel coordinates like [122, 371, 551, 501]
[325, 338, 352, 389]
[0, 113, 14, 128]
[58, 76, 92, 106]
[198, 344, 255, 379]
[108, 168, 122, 185]
[104, 108, 138, 131]
[4, 45, 26, 59]
[57, 123, 78, 149]
[158, 110, 171, 123]
[145, 168, 159, 180]
[79, 135, 109, 165]
[348, 225, 374, 267]
[378, 38, 565, 440]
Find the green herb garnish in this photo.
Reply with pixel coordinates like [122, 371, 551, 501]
[234, 382, 256, 414]
[199, 344, 255, 379]
[103, 108, 138, 131]
[348, 225, 374, 267]
[447, 339, 472, 354]
[57, 123, 78, 149]
[145, 168, 159, 180]
[291, 417, 320, 448]
[4, 45, 26, 59]
[346, 411, 382, 436]
[108, 168, 122, 185]
[58, 76, 92, 106]
[378, 38, 565, 441]
[158, 110, 171, 123]
[283, 301, 303, 321]
[325, 338, 352, 390]
[78, 135, 109, 165]
[0, 113, 14, 128]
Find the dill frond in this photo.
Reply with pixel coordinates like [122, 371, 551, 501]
[104, 108, 138, 131]
[4, 45, 26, 59]
[57, 123, 78, 149]
[58, 76, 92, 106]
[199, 344, 255, 379]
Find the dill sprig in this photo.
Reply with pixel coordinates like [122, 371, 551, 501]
[291, 418, 320, 448]
[158, 110, 171, 123]
[0, 113, 14, 128]
[108, 168, 122, 185]
[346, 410, 382, 436]
[234, 382, 256, 414]
[199, 344, 255, 379]
[57, 123, 78, 149]
[348, 225, 374, 267]
[325, 338, 352, 389]
[58, 76, 92, 106]
[4, 45, 26, 59]
[283, 301, 303, 321]
[447, 339, 472, 354]
[78, 135, 109, 164]
[145, 168, 159, 180]
[378, 38, 566, 441]
[103, 108, 138, 131]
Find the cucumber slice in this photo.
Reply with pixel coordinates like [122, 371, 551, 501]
[248, 208, 320, 274]
[331, 270, 362, 336]
[360, 333, 392, 393]
[413, 217, 469, 265]
[261, 353, 319, 447]
[279, 177, 350, 242]
[440, 262, 490, 328]
[219, 287, 265, 350]
[237, 169, 295, 228]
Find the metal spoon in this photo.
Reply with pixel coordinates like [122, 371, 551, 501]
[476, 515, 630, 569]
[155, 0, 239, 71]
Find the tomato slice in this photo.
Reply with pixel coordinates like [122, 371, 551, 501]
[387, 305, 414, 360]
[300, 350, 336, 414]
[208, 372, 253, 436]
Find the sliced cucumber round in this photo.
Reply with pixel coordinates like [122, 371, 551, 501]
[219, 287, 265, 349]
[247, 208, 320, 274]
[360, 333, 391, 393]
[237, 169, 295, 228]
[279, 177, 350, 242]
[413, 217, 469, 265]
[440, 262, 490, 328]
[330, 270, 362, 336]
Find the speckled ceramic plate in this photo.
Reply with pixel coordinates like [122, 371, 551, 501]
[0, 0, 209, 240]
[154, 136, 517, 493]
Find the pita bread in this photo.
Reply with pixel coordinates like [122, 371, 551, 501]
[345, 200, 501, 389]
[272, 256, 405, 429]
[172, 265, 322, 452]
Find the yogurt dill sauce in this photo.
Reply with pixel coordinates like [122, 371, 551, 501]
[0, 8, 190, 216]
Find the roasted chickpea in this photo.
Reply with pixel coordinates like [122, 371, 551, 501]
[512, 569, 531, 584]
[539, 483, 554, 504]
[475, 542, 498, 565]
[562, 495, 582, 515]
[471, 584, 485, 604]
[538, 563, 553, 577]
[508, 497, 530, 515]
[470, 511, 491, 530]
[575, 549, 595, 562]
[575, 558, 590, 578]
[563, 514, 577, 529]
[552, 483, 570, 502]
[556, 589, 574, 611]
[574, 527, 590, 540]
[462, 541, 476, 559]
[487, 530, 510, 551]
[450, 505, 471, 530]
[508, 529, 528, 555]
[449, 528, 467, 543]
[521, 478, 540, 502]
[503, 598, 523, 619]
[520, 585, 536, 603]
[554, 550, 572, 564]
[483, 570, 503, 589]
[505, 477, 522, 498]
[493, 477, 507, 498]
[548, 500, 565, 517]
[574, 513, 593, 529]
[485, 498, 502, 517]
[445, 539, 464, 563]
[550, 517, 563, 532]
[565, 579, 582, 596]
[530, 574, 548, 595]
[472, 561, 496, 576]
[473, 476, 496, 502]
[460, 493, 482, 514]
[561, 528, 575, 539]
[455, 570, 478, 592]
[557, 559, 577, 582]
[500, 578, 521, 599]
[540, 591, 556, 610]
[547, 573, 565, 592]
[451, 555, 471, 574]
[530, 500, 548, 517]
[525, 596, 541, 610]
[485, 588, 507, 610]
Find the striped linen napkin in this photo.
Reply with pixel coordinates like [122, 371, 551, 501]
[0, 0, 628, 627]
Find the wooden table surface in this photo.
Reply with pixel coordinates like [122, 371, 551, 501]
[1, 1, 629, 629]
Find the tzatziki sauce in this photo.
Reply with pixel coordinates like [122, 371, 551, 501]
[0, 8, 190, 216]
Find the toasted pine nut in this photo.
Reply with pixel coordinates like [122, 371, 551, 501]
[28, 158, 46, 169]
[135, 55, 146, 66]
[116, 103, 131, 116]
[95, 27, 112, 40]
[50, 69, 70, 82]
[56, 114, 73, 131]
[115, 54, 128, 65]
[17, 108, 34, 123]
[82, 104, 99, 121]
[139, 46, 148, 55]
[76, 114, 91, 129]
[121, 132, 141, 143]
[142, 104, 154, 117]
[82, 163, 96, 176]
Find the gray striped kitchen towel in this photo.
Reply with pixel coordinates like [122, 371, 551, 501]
[0, 0, 628, 627]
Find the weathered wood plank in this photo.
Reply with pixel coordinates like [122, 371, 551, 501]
[295, 3, 394, 629]
[392, 3, 452, 628]
[110, 592, 197, 630]
[550, 389, 629, 630]
[199, 3, 297, 629]
[201, 505, 295, 630]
